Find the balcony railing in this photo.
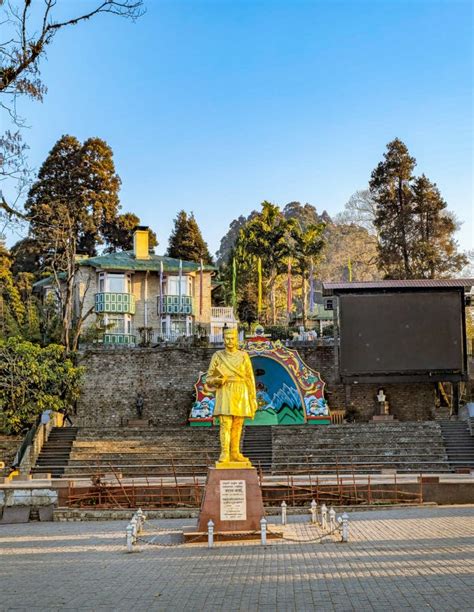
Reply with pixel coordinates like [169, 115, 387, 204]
[157, 295, 193, 315]
[211, 307, 236, 321]
[102, 333, 136, 345]
[95, 292, 136, 315]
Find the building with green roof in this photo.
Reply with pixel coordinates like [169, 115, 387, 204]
[34, 228, 237, 346]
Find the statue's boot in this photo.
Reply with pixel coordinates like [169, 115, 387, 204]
[218, 416, 232, 463]
[230, 417, 249, 463]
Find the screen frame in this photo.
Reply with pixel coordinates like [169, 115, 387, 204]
[334, 287, 468, 383]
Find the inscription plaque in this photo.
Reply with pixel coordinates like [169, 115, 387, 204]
[220, 480, 246, 521]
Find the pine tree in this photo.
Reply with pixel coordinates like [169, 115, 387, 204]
[370, 138, 416, 278]
[24, 135, 122, 351]
[103, 213, 158, 253]
[411, 175, 467, 277]
[166, 211, 213, 264]
[25, 135, 124, 257]
[370, 139, 467, 278]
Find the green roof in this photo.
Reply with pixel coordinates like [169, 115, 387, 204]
[32, 273, 66, 289]
[79, 251, 216, 273]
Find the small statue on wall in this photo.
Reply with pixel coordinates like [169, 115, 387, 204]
[136, 393, 144, 419]
[376, 388, 390, 415]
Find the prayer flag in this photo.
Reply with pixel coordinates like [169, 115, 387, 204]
[199, 258, 203, 316]
[159, 260, 164, 315]
[232, 256, 237, 312]
[309, 261, 315, 313]
[257, 257, 262, 318]
[287, 258, 292, 315]
[179, 259, 183, 311]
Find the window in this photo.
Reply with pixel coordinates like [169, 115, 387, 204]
[324, 298, 334, 311]
[105, 314, 132, 334]
[108, 274, 125, 293]
[97, 272, 132, 293]
[160, 315, 193, 339]
[167, 275, 190, 296]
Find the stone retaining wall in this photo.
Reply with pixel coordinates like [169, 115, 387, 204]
[76, 346, 435, 426]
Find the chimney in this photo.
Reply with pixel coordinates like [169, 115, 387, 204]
[133, 226, 150, 260]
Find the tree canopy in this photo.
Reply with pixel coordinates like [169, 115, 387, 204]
[166, 211, 213, 264]
[0, 1, 144, 228]
[370, 138, 467, 279]
[0, 337, 83, 433]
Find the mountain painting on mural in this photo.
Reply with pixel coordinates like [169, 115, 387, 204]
[189, 328, 329, 426]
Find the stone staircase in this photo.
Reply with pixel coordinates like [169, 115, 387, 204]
[439, 420, 474, 471]
[243, 426, 272, 472]
[62, 427, 220, 478]
[38, 422, 466, 479]
[271, 422, 451, 474]
[32, 427, 79, 478]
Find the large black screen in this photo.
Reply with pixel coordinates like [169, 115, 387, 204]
[339, 291, 465, 377]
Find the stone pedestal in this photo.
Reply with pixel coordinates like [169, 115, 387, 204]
[127, 419, 149, 428]
[197, 467, 264, 533]
[371, 414, 396, 422]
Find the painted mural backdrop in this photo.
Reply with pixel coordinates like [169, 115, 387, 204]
[189, 332, 329, 426]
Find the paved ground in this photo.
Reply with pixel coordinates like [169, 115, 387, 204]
[0, 506, 473, 611]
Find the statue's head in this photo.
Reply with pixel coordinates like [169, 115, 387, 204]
[223, 327, 238, 351]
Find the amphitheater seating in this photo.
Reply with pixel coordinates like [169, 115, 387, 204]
[50, 421, 455, 478]
[63, 427, 220, 478]
[271, 422, 451, 473]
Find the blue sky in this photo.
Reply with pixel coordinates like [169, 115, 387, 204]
[6, 0, 473, 256]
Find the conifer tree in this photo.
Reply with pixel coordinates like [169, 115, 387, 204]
[410, 175, 467, 278]
[370, 138, 416, 278]
[166, 211, 213, 264]
[103, 213, 158, 253]
[369, 138, 466, 278]
[24, 135, 122, 351]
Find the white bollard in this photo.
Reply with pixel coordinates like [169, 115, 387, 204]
[126, 524, 134, 552]
[260, 517, 267, 545]
[321, 503, 328, 530]
[136, 509, 145, 534]
[207, 519, 214, 548]
[130, 517, 138, 542]
[281, 501, 287, 525]
[329, 507, 336, 531]
[310, 499, 317, 524]
[341, 512, 349, 542]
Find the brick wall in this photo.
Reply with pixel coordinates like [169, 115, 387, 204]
[297, 347, 435, 421]
[76, 345, 435, 427]
[76, 347, 214, 428]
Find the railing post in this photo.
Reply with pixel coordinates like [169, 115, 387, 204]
[126, 524, 134, 552]
[281, 501, 287, 525]
[260, 517, 267, 545]
[310, 499, 317, 524]
[341, 512, 349, 542]
[207, 519, 214, 548]
[329, 506, 336, 531]
[321, 503, 328, 530]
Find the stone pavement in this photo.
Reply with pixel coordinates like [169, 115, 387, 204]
[0, 506, 473, 611]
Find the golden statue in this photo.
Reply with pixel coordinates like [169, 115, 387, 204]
[206, 327, 257, 468]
